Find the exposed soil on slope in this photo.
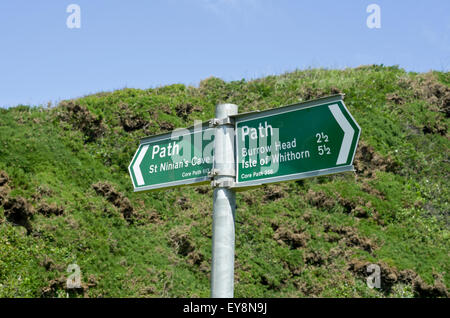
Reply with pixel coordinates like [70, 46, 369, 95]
[92, 181, 135, 222]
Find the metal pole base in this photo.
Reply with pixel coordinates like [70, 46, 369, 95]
[211, 188, 236, 298]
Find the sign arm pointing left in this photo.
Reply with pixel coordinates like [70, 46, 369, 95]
[133, 145, 148, 186]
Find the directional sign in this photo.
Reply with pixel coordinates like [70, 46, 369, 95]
[233, 95, 360, 188]
[128, 122, 215, 192]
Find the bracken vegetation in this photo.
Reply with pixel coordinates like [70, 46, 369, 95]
[0, 65, 448, 297]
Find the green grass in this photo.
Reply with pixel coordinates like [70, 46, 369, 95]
[0, 65, 448, 297]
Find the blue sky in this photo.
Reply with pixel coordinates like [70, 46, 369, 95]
[0, 0, 449, 108]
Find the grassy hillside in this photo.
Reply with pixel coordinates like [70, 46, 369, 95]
[0, 65, 448, 297]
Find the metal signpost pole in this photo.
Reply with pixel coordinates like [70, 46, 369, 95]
[210, 103, 238, 298]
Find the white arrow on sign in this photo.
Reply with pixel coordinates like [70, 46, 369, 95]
[132, 145, 148, 186]
[328, 104, 354, 165]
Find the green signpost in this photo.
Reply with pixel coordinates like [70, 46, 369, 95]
[128, 122, 214, 192]
[234, 95, 360, 188]
[129, 94, 361, 298]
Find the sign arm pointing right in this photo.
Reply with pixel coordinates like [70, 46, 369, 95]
[328, 104, 354, 165]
